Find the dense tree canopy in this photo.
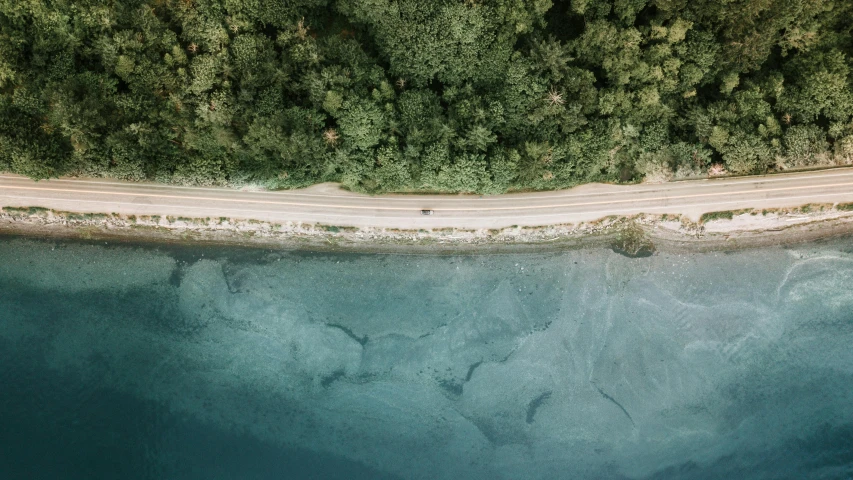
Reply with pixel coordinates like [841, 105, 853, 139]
[1, 0, 851, 192]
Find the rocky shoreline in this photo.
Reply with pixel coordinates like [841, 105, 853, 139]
[2, 204, 853, 254]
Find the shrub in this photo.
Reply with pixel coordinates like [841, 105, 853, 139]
[783, 125, 829, 166]
[723, 133, 773, 174]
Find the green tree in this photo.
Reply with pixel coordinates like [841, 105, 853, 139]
[0, 0, 851, 192]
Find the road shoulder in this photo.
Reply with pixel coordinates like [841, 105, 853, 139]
[2, 204, 853, 254]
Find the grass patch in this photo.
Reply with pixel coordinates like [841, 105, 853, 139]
[699, 210, 735, 223]
[836, 203, 853, 211]
[66, 212, 108, 221]
[3, 206, 50, 215]
[316, 224, 358, 233]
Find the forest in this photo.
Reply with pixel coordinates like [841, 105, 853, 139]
[1, 0, 852, 193]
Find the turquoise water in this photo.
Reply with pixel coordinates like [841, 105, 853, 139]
[1, 236, 852, 479]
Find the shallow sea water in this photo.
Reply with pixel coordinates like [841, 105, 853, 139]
[1, 236, 852, 479]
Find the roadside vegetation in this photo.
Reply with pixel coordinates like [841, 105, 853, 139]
[1, 0, 852, 193]
[699, 210, 736, 223]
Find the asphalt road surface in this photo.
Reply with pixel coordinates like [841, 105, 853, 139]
[2, 169, 853, 229]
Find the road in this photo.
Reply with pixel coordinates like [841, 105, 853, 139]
[2, 169, 853, 229]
